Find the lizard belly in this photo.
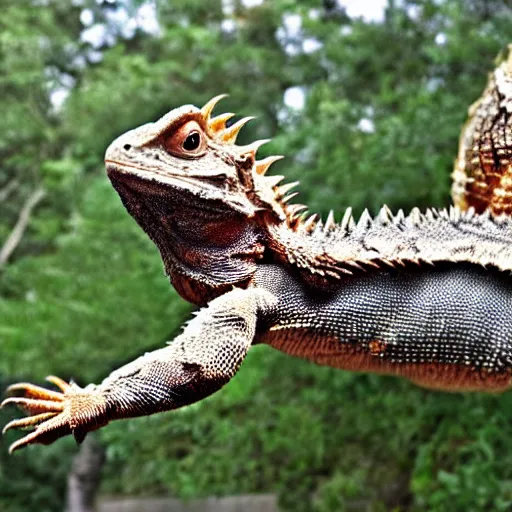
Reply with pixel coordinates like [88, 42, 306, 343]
[255, 264, 512, 392]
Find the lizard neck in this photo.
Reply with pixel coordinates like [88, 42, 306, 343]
[111, 177, 266, 305]
[159, 205, 266, 305]
[164, 209, 266, 305]
[259, 213, 336, 289]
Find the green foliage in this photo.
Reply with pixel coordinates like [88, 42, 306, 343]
[98, 352, 512, 511]
[1, 178, 190, 383]
[0, 177, 189, 510]
[3, 0, 512, 511]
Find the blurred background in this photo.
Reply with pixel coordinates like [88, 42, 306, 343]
[2, 0, 512, 511]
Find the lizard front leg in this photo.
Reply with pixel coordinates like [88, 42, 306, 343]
[2, 287, 276, 453]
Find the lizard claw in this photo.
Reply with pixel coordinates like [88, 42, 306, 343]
[6, 375, 69, 399]
[2, 376, 107, 453]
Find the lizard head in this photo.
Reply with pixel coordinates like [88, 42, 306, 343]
[105, 95, 303, 303]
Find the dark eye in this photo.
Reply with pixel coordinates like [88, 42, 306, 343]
[165, 120, 206, 158]
[183, 131, 201, 151]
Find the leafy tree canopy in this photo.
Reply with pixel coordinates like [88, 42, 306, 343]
[2, 1, 512, 510]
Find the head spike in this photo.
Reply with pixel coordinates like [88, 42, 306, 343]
[302, 214, 318, 233]
[356, 209, 372, 231]
[449, 205, 461, 223]
[425, 208, 435, 222]
[238, 139, 271, 157]
[292, 212, 309, 231]
[277, 181, 299, 197]
[201, 94, 228, 121]
[265, 175, 285, 188]
[409, 207, 422, 226]
[221, 116, 255, 143]
[394, 209, 405, 225]
[312, 220, 324, 237]
[209, 112, 235, 133]
[281, 192, 299, 204]
[287, 204, 307, 217]
[255, 155, 284, 175]
[479, 209, 491, 222]
[377, 205, 392, 225]
[438, 208, 449, 220]
[464, 206, 476, 221]
[340, 207, 353, 232]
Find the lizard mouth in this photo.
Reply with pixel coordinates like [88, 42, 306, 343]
[106, 167, 174, 229]
[106, 160, 232, 203]
[106, 160, 191, 197]
[105, 161, 236, 220]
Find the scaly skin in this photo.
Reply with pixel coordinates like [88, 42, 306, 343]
[4, 59, 512, 452]
[452, 45, 512, 215]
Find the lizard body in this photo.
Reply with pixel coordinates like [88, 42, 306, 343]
[4, 56, 512, 453]
[256, 263, 512, 392]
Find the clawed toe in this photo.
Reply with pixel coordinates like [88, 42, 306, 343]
[1, 376, 74, 453]
[2, 376, 104, 453]
[45, 375, 71, 393]
[1, 376, 69, 414]
[8, 430, 46, 454]
[2, 412, 58, 434]
[7, 417, 68, 454]
[6, 382, 65, 402]
[1, 397, 64, 414]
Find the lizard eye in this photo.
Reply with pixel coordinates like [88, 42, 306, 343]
[183, 131, 200, 151]
[165, 120, 206, 158]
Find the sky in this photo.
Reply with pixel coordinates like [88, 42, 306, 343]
[338, 0, 388, 23]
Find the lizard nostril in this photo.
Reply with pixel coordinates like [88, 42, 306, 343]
[123, 144, 132, 151]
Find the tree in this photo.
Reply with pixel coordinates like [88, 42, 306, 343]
[3, 1, 512, 510]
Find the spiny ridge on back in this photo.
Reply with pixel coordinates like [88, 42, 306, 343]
[271, 205, 512, 278]
[191, 95, 512, 279]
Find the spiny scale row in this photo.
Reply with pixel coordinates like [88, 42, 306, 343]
[201, 94, 249, 144]
[294, 204, 512, 238]
[199, 94, 512, 237]
[201, 94, 287, 178]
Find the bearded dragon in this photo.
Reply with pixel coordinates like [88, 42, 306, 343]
[4, 53, 512, 454]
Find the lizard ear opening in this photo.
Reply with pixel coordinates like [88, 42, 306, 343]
[164, 120, 207, 159]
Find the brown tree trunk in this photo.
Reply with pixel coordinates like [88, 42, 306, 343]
[66, 434, 105, 512]
[0, 187, 45, 268]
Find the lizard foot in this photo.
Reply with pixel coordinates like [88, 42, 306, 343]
[1, 376, 107, 453]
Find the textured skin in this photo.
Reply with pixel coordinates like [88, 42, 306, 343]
[255, 264, 512, 392]
[452, 45, 512, 215]
[4, 62, 512, 452]
[267, 205, 512, 281]
[3, 287, 276, 452]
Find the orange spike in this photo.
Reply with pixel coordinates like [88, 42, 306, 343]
[221, 116, 255, 143]
[255, 155, 284, 175]
[201, 94, 228, 121]
[209, 112, 235, 132]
